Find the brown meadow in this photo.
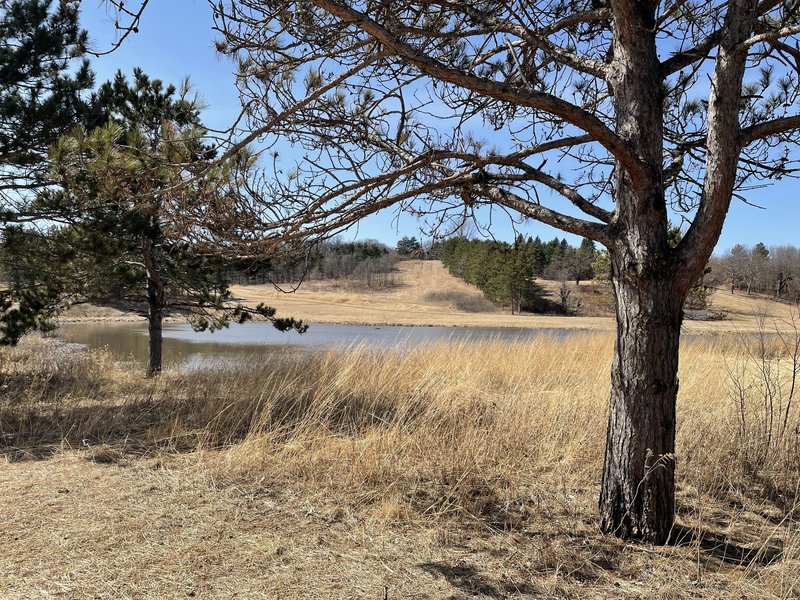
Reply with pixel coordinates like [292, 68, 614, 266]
[1, 328, 798, 598]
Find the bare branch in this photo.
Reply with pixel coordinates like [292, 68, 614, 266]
[90, 0, 151, 57]
[660, 30, 723, 76]
[472, 183, 611, 245]
[677, 0, 761, 284]
[742, 23, 800, 48]
[740, 114, 800, 145]
[308, 0, 645, 182]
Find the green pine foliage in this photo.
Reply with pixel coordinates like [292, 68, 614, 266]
[0, 0, 94, 193]
[0, 0, 97, 341]
[396, 236, 422, 256]
[46, 69, 304, 335]
[430, 235, 606, 314]
[431, 235, 599, 314]
[0, 226, 61, 343]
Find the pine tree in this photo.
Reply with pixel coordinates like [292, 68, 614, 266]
[0, 0, 94, 195]
[49, 70, 304, 375]
[396, 236, 421, 256]
[209, 0, 800, 541]
[0, 0, 95, 339]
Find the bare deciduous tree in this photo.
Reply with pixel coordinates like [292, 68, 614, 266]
[132, 0, 800, 542]
[769, 245, 800, 300]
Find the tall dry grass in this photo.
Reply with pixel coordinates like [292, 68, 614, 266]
[2, 330, 799, 596]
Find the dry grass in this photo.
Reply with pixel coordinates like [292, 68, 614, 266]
[231, 260, 618, 331]
[1, 332, 800, 599]
[228, 260, 800, 335]
[63, 260, 800, 336]
[422, 289, 498, 313]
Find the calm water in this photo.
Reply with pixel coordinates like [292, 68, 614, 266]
[57, 321, 577, 370]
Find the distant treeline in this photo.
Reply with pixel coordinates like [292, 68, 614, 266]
[430, 236, 601, 313]
[714, 243, 800, 301]
[227, 240, 398, 290]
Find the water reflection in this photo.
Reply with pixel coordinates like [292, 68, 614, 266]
[57, 321, 576, 370]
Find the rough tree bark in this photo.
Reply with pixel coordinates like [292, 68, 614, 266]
[600, 250, 685, 541]
[596, 2, 684, 543]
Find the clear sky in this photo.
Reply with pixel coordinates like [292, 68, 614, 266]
[80, 0, 798, 254]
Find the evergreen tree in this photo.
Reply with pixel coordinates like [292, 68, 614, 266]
[592, 250, 612, 282]
[396, 236, 421, 256]
[564, 239, 597, 285]
[434, 235, 545, 314]
[209, 0, 800, 541]
[508, 239, 537, 314]
[529, 236, 547, 276]
[0, 0, 94, 195]
[49, 70, 304, 375]
[0, 0, 96, 339]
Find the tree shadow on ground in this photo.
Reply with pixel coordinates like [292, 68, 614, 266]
[420, 562, 541, 598]
[669, 524, 784, 566]
[523, 281, 567, 315]
[422, 290, 496, 313]
[0, 360, 422, 464]
[0, 396, 199, 463]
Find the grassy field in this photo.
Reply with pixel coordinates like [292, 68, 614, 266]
[229, 260, 799, 335]
[2, 329, 799, 598]
[61, 259, 800, 337]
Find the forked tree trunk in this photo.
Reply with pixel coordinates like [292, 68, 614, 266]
[599, 252, 685, 543]
[598, 4, 689, 543]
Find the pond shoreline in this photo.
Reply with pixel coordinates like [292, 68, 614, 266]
[55, 321, 600, 371]
[57, 303, 615, 332]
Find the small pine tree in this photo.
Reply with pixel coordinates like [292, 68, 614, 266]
[396, 236, 422, 256]
[47, 70, 305, 375]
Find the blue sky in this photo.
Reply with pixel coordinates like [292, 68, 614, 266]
[80, 0, 798, 254]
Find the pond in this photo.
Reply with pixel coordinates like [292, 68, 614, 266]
[57, 321, 579, 370]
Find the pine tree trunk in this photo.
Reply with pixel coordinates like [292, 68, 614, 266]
[599, 254, 684, 543]
[595, 8, 687, 542]
[147, 290, 163, 377]
[143, 239, 165, 377]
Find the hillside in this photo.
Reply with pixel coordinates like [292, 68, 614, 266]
[232, 260, 797, 334]
[231, 260, 611, 331]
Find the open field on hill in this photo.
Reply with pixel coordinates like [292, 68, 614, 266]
[231, 260, 799, 335]
[59, 260, 799, 336]
[2, 332, 799, 599]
